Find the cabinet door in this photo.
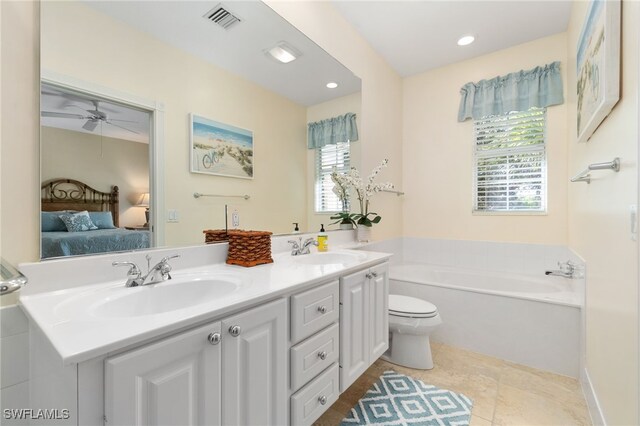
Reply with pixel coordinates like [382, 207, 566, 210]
[105, 322, 222, 426]
[370, 263, 389, 360]
[339, 269, 370, 392]
[221, 298, 288, 426]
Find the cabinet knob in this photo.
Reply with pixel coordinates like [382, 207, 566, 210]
[365, 273, 373, 279]
[371, 271, 378, 278]
[317, 351, 327, 360]
[207, 332, 221, 345]
[318, 395, 327, 405]
[229, 325, 241, 337]
[317, 305, 327, 314]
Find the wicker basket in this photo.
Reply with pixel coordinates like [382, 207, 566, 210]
[226, 230, 273, 267]
[203, 229, 229, 244]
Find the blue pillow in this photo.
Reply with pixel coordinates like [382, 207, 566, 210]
[41, 211, 68, 232]
[89, 211, 116, 229]
[59, 211, 98, 232]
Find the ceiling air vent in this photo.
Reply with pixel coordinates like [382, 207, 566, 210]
[203, 4, 241, 30]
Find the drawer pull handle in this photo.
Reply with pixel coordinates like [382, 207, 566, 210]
[317, 305, 327, 314]
[207, 332, 221, 345]
[317, 351, 327, 360]
[229, 325, 241, 337]
[318, 395, 327, 405]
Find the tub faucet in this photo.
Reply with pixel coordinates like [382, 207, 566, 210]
[287, 237, 318, 256]
[112, 254, 180, 287]
[545, 261, 575, 278]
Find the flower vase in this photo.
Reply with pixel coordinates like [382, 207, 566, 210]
[356, 226, 371, 242]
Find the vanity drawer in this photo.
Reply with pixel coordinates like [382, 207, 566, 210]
[290, 363, 339, 426]
[291, 280, 339, 343]
[291, 322, 339, 391]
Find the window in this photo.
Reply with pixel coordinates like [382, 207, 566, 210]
[315, 141, 350, 213]
[473, 108, 547, 213]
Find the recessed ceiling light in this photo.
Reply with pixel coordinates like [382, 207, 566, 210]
[326, 82, 338, 89]
[266, 42, 301, 64]
[457, 35, 475, 46]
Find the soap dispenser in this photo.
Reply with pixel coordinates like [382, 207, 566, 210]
[317, 224, 328, 252]
[292, 223, 300, 234]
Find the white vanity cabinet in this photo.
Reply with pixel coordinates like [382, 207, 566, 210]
[339, 262, 389, 391]
[104, 298, 287, 426]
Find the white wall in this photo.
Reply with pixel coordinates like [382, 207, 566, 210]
[41, 1, 308, 247]
[0, 0, 40, 307]
[566, 1, 639, 424]
[306, 92, 362, 232]
[402, 33, 568, 245]
[266, 1, 404, 242]
[41, 127, 149, 228]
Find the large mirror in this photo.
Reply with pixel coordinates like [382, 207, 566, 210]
[40, 0, 362, 259]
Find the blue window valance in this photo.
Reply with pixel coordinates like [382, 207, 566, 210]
[307, 112, 359, 149]
[458, 61, 564, 122]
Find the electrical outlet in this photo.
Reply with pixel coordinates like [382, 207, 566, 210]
[630, 204, 637, 241]
[232, 209, 240, 228]
[167, 209, 179, 223]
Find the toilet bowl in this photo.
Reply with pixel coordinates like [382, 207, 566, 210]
[383, 294, 442, 370]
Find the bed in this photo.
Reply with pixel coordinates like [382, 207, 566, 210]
[41, 178, 150, 259]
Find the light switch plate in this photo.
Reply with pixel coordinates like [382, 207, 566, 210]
[167, 209, 179, 223]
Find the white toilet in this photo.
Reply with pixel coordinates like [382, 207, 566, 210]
[384, 294, 442, 370]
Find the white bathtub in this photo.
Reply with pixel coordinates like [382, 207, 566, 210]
[388, 263, 581, 377]
[389, 263, 581, 307]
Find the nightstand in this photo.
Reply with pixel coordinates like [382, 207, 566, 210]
[125, 226, 149, 231]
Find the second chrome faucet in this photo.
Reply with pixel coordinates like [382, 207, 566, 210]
[113, 254, 180, 287]
[288, 237, 318, 256]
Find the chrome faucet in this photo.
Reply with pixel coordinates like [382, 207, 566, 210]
[112, 254, 180, 287]
[545, 261, 576, 278]
[287, 237, 318, 256]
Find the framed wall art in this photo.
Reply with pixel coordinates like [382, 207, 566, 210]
[576, 0, 621, 143]
[190, 114, 254, 179]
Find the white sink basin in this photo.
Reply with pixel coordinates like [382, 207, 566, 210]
[292, 251, 367, 266]
[55, 273, 249, 319]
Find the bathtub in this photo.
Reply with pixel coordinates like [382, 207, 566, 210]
[388, 263, 581, 377]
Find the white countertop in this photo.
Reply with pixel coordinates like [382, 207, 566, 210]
[20, 249, 391, 365]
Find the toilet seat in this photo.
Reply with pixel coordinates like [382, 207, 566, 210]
[389, 295, 438, 318]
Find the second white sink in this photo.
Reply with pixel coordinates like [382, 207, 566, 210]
[292, 251, 367, 266]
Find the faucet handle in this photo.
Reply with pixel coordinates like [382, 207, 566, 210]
[287, 239, 301, 248]
[160, 254, 180, 264]
[112, 261, 141, 276]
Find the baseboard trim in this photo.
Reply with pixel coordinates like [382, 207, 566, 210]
[581, 368, 606, 426]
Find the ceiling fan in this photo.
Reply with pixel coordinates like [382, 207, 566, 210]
[41, 100, 139, 134]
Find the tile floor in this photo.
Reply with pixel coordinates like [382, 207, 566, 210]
[314, 343, 591, 425]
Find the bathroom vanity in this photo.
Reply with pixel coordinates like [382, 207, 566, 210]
[20, 245, 390, 426]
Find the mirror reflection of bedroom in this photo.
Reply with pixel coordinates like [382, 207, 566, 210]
[40, 83, 152, 259]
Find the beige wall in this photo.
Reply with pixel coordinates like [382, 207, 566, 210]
[402, 33, 569, 245]
[266, 1, 404, 241]
[41, 1, 307, 247]
[566, 1, 639, 424]
[0, 1, 40, 307]
[306, 92, 362, 232]
[41, 127, 150, 228]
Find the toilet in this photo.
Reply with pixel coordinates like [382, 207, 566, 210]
[384, 294, 442, 370]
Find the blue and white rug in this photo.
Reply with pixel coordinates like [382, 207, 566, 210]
[340, 370, 473, 426]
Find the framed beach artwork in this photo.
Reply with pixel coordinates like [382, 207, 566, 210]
[190, 114, 254, 179]
[576, 0, 620, 143]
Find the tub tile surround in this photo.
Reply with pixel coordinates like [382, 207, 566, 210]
[314, 343, 591, 426]
[0, 306, 30, 424]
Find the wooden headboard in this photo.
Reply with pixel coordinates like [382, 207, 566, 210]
[41, 178, 120, 227]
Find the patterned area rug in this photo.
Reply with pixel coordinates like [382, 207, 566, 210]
[340, 371, 473, 426]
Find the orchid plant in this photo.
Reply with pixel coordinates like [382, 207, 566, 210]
[330, 159, 394, 227]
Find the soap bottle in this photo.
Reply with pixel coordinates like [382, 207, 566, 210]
[317, 224, 328, 252]
[292, 223, 300, 234]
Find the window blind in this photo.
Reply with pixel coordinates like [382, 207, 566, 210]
[315, 141, 350, 213]
[473, 108, 547, 212]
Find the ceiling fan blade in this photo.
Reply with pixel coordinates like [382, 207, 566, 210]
[82, 120, 99, 132]
[41, 111, 87, 119]
[105, 120, 139, 134]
